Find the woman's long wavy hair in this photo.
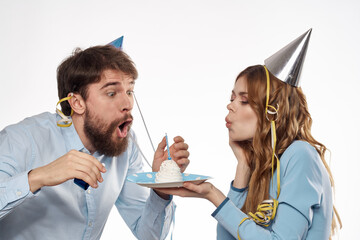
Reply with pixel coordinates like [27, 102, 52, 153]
[236, 65, 341, 237]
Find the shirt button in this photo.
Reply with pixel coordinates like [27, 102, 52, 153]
[16, 191, 22, 196]
[88, 221, 92, 227]
[87, 189, 91, 194]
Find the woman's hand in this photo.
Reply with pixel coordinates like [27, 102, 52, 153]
[229, 140, 251, 189]
[155, 182, 226, 207]
[229, 140, 249, 164]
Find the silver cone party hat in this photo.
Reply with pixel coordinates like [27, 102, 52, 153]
[264, 29, 312, 87]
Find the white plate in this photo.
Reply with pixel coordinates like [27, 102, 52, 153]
[127, 172, 212, 188]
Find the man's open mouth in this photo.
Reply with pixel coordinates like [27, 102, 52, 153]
[117, 119, 132, 138]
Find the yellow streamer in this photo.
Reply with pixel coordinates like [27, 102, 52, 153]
[56, 94, 74, 127]
[237, 217, 250, 239]
[237, 66, 281, 239]
[265, 66, 271, 115]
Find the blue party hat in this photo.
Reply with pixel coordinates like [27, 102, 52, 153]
[108, 36, 124, 49]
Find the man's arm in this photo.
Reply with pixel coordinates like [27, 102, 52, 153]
[27, 149, 106, 192]
[114, 132, 176, 240]
[116, 180, 175, 240]
[0, 128, 106, 219]
[0, 128, 36, 219]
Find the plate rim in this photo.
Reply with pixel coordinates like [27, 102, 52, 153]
[127, 171, 212, 188]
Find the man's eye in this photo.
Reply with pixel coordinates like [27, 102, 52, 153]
[127, 90, 134, 96]
[107, 92, 115, 97]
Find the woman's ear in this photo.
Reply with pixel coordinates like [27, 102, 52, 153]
[68, 93, 86, 115]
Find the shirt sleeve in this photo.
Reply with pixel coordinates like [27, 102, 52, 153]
[212, 181, 248, 240]
[115, 132, 175, 240]
[227, 180, 248, 208]
[212, 142, 325, 239]
[0, 127, 38, 220]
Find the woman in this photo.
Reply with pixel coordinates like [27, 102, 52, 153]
[158, 30, 341, 239]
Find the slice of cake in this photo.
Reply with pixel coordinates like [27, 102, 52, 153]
[155, 160, 183, 183]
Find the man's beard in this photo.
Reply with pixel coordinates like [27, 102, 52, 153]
[83, 109, 133, 156]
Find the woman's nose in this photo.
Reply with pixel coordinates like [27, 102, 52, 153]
[227, 102, 232, 111]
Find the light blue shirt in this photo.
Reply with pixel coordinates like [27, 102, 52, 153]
[0, 112, 175, 240]
[212, 141, 333, 239]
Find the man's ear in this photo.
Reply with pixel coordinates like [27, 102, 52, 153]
[68, 93, 86, 115]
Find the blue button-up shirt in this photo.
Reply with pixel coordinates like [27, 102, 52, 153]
[0, 112, 174, 239]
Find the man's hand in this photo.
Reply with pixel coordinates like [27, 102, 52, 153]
[152, 135, 190, 200]
[152, 136, 190, 172]
[28, 150, 106, 193]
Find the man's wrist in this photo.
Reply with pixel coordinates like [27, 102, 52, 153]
[28, 168, 43, 193]
[153, 189, 171, 200]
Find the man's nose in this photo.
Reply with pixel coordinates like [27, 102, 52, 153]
[119, 94, 133, 112]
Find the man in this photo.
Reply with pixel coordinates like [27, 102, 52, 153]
[0, 42, 190, 239]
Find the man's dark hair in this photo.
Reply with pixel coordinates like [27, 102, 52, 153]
[57, 45, 138, 115]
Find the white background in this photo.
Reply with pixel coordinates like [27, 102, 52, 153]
[1, 0, 359, 239]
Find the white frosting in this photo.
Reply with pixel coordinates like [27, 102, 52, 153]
[155, 160, 183, 183]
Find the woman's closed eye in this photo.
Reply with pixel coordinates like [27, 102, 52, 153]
[240, 95, 249, 104]
[230, 92, 235, 102]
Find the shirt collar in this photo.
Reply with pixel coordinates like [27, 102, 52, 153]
[56, 114, 86, 152]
